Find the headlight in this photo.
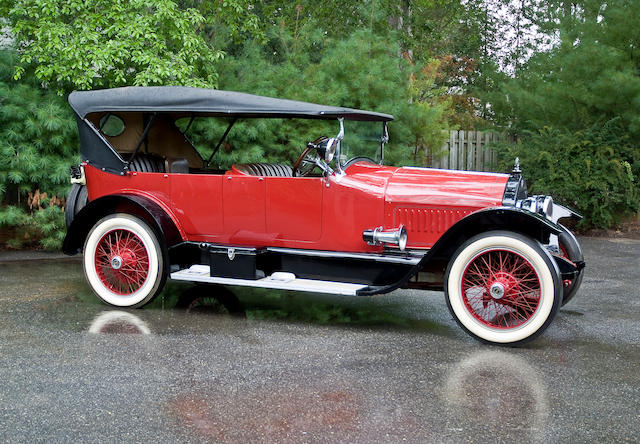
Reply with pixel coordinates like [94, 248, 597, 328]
[516, 195, 554, 218]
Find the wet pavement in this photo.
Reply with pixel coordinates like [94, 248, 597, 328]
[0, 236, 638, 443]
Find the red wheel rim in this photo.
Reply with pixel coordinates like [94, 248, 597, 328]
[94, 229, 150, 295]
[461, 249, 541, 329]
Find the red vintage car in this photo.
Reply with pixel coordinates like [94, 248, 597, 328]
[63, 86, 584, 345]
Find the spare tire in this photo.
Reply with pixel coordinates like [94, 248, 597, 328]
[65, 184, 89, 228]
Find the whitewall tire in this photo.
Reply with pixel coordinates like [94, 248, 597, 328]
[445, 231, 562, 345]
[83, 214, 167, 307]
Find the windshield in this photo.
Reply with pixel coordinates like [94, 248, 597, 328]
[338, 120, 385, 166]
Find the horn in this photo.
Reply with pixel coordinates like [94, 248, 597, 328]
[363, 225, 408, 251]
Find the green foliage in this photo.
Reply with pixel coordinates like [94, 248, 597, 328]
[2, 0, 223, 92]
[186, 30, 450, 169]
[0, 50, 76, 249]
[484, 0, 640, 228]
[0, 204, 66, 250]
[182, 0, 267, 44]
[493, 120, 640, 229]
[486, 0, 640, 135]
[32, 205, 66, 250]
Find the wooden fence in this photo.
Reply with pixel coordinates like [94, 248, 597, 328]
[428, 130, 507, 172]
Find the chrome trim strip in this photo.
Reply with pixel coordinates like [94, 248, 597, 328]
[267, 247, 424, 265]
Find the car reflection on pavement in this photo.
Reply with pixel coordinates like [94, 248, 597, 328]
[82, 286, 551, 442]
[88, 311, 152, 335]
[442, 350, 550, 443]
[162, 350, 550, 442]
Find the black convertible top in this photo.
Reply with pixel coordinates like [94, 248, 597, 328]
[68, 86, 394, 121]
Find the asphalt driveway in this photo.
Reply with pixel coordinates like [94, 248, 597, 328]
[0, 236, 638, 443]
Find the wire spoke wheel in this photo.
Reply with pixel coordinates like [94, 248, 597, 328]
[445, 231, 562, 345]
[461, 249, 541, 329]
[84, 214, 166, 307]
[94, 229, 150, 295]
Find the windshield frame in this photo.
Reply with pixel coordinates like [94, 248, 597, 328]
[336, 120, 388, 170]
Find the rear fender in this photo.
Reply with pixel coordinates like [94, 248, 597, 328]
[62, 194, 183, 255]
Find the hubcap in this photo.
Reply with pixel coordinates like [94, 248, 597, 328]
[111, 256, 123, 270]
[489, 282, 505, 299]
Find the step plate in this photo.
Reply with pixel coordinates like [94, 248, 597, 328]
[170, 265, 368, 296]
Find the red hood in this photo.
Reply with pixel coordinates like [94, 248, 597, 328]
[385, 166, 508, 208]
[339, 162, 510, 248]
[342, 164, 509, 249]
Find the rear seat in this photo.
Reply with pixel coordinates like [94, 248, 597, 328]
[165, 157, 189, 174]
[234, 163, 293, 177]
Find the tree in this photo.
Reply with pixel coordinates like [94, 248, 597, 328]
[187, 30, 450, 168]
[488, 0, 640, 137]
[485, 0, 640, 228]
[1, 0, 223, 91]
[0, 50, 78, 248]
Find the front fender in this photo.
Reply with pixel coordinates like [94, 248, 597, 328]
[62, 194, 183, 255]
[427, 206, 561, 262]
[358, 207, 561, 296]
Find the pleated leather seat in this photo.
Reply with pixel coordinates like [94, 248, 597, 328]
[129, 154, 166, 173]
[234, 163, 293, 177]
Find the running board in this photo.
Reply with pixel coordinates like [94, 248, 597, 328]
[170, 265, 368, 296]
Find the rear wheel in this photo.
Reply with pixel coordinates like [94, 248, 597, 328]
[83, 214, 167, 307]
[445, 231, 562, 345]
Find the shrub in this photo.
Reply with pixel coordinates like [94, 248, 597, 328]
[0, 50, 78, 249]
[493, 120, 639, 229]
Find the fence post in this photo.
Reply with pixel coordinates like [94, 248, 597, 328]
[464, 131, 474, 171]
[474, 131, 485, 171]
[482, 132, 491, 171]
[450, 130, 458, 170]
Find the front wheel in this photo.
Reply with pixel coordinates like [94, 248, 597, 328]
[83, 214, 167, 307]
[445, 231, 562, 345]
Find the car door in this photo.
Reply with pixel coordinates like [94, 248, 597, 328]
[171, 173, 224, 239]
[222, 173, 266, 244]
[265, 176, 323, 243]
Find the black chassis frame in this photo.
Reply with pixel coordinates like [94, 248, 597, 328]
[165, 205, 572, 296]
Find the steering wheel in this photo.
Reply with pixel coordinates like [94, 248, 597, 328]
[292, 136, 327, 177]
[342, 156, 376, 169]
